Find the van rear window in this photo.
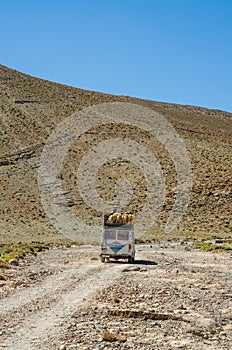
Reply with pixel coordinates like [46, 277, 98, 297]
[117, 230, 129, 241]
[105, 230, 116, 240]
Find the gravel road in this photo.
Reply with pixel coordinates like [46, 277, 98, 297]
[0, 244, 231, 349]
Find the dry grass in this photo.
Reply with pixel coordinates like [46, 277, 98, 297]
[191, 241, 232, 252]
[0, 241, 80, 263]
[90, 256, 98, 260]
[0, 273, 7, 280]
[113, 295, 120, 303]
[0, 259, 11, 269]
[102, 330, 118, 342]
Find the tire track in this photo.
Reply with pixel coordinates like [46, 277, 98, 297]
[0, 262, 126, 350]
[0, 261, 101, 316]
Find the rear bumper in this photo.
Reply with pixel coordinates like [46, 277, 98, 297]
[100, 252, 135, 258]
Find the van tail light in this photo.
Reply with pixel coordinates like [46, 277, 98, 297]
[129, 243, 132, 250]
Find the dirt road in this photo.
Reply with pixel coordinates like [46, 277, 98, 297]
[0, 244, 231, 349]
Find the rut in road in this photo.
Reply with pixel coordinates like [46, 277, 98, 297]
[0, 262, 100, 316]
[0, 261, 128, 350]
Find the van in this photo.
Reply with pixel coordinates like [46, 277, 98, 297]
[100, 213, 135, 263]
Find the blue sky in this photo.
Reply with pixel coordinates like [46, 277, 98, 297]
[1, 0, 232, 112]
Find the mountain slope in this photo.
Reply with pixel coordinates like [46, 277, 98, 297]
[0, 65, 231, 242]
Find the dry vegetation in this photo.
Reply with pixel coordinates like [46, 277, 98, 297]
[0, 64, 231, 243]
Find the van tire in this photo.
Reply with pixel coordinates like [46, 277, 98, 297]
[100, 257, 105, 262]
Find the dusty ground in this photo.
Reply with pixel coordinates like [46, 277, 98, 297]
[0, 244, 231, 350]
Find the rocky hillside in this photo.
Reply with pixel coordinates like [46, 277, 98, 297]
[0, 64, 231, 242]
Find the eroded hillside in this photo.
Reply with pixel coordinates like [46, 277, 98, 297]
[0, 65, 231, 242]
